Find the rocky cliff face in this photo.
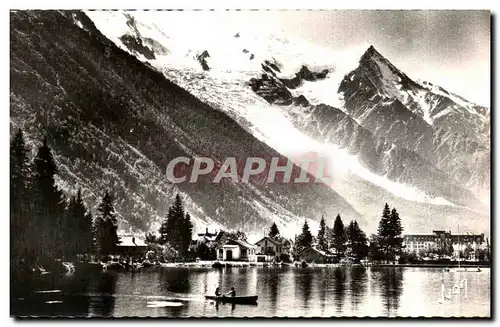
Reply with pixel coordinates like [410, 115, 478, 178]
[10, 10, 361, 236]
[247, 56, 481, 208]
[82, 10, 489, 234]
[10, 10, 489, 235]
[339, 46, 490, 200]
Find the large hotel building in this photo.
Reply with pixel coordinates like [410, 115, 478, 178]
[403, 230, 487, 258]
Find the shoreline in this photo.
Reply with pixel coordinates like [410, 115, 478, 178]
[157, 260, 491, 269]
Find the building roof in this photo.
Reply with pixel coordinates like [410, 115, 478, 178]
[223, 239, 256, 249]
[299, 247, 335, 257]
[222, 244, 239, 248]
[117, 236, 147, 247]
[254, 236, 283, 246]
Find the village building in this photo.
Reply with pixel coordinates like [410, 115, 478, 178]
[115, 235, 148, 257]
[254, 236, 289, 262]
[217, 239, 257, 262]
[403, 230, 486, 259]
[296, 247, 337, 264]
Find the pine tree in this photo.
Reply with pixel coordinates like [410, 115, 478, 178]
[72, 189, 93, 255]
[10, 129, 31, 263]
[317, 216, 328, 251]
[167, 194, 184, 250]
[389, 208, 404, 255]
[63, 196, 77, 258]
[377, 203, 392, 262]
[377, 204, 404, 262]
[346, 220, 369, 260]
[158, 212, 169, 245]
[160, 193, 193, 256]
[31, 137, 66, 260]
[94, 191, 120, 255]
[180, 212, 193, 256]
[296, 220, 313, 251]
[269, 222, 280, 239]
[332, 214, 346, 256]
[63, 192, 90, 259]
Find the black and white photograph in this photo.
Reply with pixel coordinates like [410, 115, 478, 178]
[9, 8, 491, 318]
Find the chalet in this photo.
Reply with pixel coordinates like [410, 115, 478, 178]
[115, 235, 148, 257]
[254, 236, 289, 261]
[217, 239, 257, 262]
[296, 247, 337, 264]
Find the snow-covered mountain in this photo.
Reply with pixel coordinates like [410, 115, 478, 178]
[10, 10, 362, 239]
[10, 10, 490, 237]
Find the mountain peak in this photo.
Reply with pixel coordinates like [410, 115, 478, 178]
[361, 45, 385, 61]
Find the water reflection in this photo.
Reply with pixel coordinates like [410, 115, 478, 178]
[377, 267, 404, 316]
[333, 267, 346, 313]
[317, 269, 327, 314]
[263, 268, 279, 315]
[89, 271, 117, 317]
[10, 266, 490, 318]
[160, 267, 191, 294]
[349, 267, 367, 310]
[296, 269, 313, 309]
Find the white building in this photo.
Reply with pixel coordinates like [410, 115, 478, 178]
[254, 236, 288, 261]
[217, 239, 256, 262]
[403, 230, 486, 259]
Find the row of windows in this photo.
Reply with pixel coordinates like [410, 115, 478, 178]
[405, 236, 483, 242]
[260, 246, 282, 253]
[218, 248, 256, 256]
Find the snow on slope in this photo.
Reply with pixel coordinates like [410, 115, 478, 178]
[85, 10, 458, 210]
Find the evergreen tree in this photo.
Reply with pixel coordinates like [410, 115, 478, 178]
[332, 214, 346, 256]
[72, 189, 93, 255]
[94, 191, 120, 255]
[377, 204, 404, 262]
[159, 193, 194, 257]
[180, 212, 193, 256]
[368, 233, 385, 262]
[296, 220, 313, 251]
[166, 194, 184, 250]
[317, 216, 328, 251]
[269, 222, 280, 239]
[377, 203, 392, 262]
[63, 196, 78, 258]
[158, 211, 170, 245]
[64, 191, 91, 259]
[388, 208, 404, 255]
[346, 220, 369, 260]
[31, 137, 66, 260]
[10, 129, 31, 263]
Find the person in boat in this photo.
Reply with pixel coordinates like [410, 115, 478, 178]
[226, 287, 236, 297]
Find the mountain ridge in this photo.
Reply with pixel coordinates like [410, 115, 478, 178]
[10, 10, 489, 236]
[10, 10, 361, 238]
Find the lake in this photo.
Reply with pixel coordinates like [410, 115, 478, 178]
[10, 266, 491, 318]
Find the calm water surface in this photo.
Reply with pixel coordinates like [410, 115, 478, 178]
[11, 266, 490, 318]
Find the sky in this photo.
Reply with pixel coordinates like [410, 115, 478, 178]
[189, 10, 490, 107]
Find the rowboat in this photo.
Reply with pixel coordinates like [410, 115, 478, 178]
[205, 295, 258, 304]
